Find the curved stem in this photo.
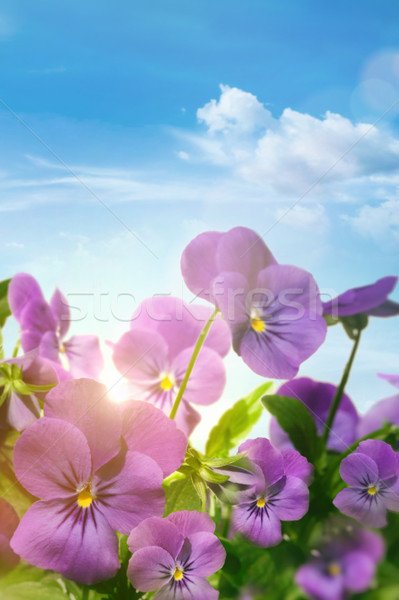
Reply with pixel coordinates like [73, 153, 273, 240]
[322, 328, 362, 445]
[169, 308, 219, 420]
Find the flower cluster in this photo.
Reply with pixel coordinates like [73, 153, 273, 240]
[0, 225, 398, 600]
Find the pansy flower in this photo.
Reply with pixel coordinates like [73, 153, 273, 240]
[112, 297, 230, 435]
[128, 511, 226, 599]
[8, 273, 103, 380]
[0, 498, 20, 576]
[270, 378, 359, 452]
[323, 276, 399, 318]
[11, 378, 186, 584]
[181, 227, 326, 379]
[357, 374, 399, 439]
[296, 522, 384, 600]
[231, 438, 311, 547]
[0, 351, 58, 432]
[333, 440, 399, 527]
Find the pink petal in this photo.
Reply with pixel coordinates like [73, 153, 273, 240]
[50, 288, 70, 338]
[13, 417, 92, 499]
[172, 346, 226, 406]
[8, 273, 44, 320]
[166, 511, 216, 536]
[128, 516, 184, 556]
[122, 401, 187, 478]
[182, 531, 226, 577]
[95, 450, 164, 535]
[64, 335, 103, 378]
[44, 378, 122, 471]
[113, 328, 169, 381]
[10, 499, 120, 585]
[128, 545, 174, 592]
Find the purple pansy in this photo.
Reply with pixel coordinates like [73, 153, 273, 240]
[112, 297, 229, 436]
[230, 438, 312, 547]
[270, 378, 359, 453]
[323, 275, 399, 318]
[357, 374, 399, 439]
[0, 498, 20, 576]
[181, 227, 326, 379]
[296, 523, 384, 600]
[0, 351, 58, 432]
[333, 440, 399, 528]
[8, 273, 103, 380]
[128, 511, 226, 599]
[10, 378, 186, 584]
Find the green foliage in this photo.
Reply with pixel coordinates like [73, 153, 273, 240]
[0, 430, 35, 517]
[340, 313, 368, 340]
[261, 394, 322, 463]
[206, 382, 273, 458]
[163, 473, 202, 515]
[0, 278, 11, 329]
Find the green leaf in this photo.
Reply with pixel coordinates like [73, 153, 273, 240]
[262, 394, 320, 463]
[206, 382, 273, 457]
[163, 475, 202, 515]
[0, 430, 35, 517]
[0, 278, 11, 329]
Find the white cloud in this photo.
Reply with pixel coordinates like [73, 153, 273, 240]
[343, 198, 399, 244]
[5, 241, 24, 248]
[0, 14, 15, 40]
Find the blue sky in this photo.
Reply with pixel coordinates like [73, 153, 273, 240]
[1, 1, 398, 445]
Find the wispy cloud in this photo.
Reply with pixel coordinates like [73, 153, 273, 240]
[28, 66, 66, 75]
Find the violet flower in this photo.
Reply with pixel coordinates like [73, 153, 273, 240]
[323, 275, 399, 318]
[112, 297, 229, 436]
[128, 511, 226, 599]
[0, 351, 58, 432]
[296, 523, 384, 600]
[333, 440, 399, 527]
[231, 438, 311, 547]
[8, 273, 103, 380]
[0, 498, 19, 576]
[270, 378, 359, 453]
[357, 374, 399, 439]
[11, 378, 186, 584]
[181, 227, 326, 379]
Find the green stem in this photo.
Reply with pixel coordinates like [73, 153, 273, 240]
[169, 308, 219, 420]
[81, 587, 89, 600]
[12, 339, 20, 358]
[0, 330, 4, 360]
[322, 328, 362, 445]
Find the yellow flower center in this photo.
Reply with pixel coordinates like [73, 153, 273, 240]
[251, 318, 265, 333]
[77, 486, 94, 508]
[160, 374, 175, 391]
[173, 567, 184, 581]
[368, 485, 378, 496]
[328, 562, 341, 576]
[256, 497, 266, 508]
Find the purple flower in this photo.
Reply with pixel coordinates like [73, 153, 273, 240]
[0, 499, 19, 576]
[0, 351, 58, 432]
[269, 378, 359, 453]
[127, 511, 226, 599]
[230, 438, 311, 547]
[181, 227, 326, 379]
[333, 440, 399, 527]
[112, 297, 229, 435]
[323, 276, 399, 318]
[357, 374, 399, 439]
[8, 273, 103, 380]
[296, 523, 384, 600]
[10, 378, 186, 584]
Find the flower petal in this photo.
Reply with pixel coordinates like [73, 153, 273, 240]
[173, 346, 226, 406]
[295, 563, 344, 600]
[232, 502, 282, 547]
[333, 487, 387, 527]
[128, 517, 184, 556]
[10, 499, 119, 585]
[358, 395, 399, 438]
[0, 498, 19, 541]
[181, 531, 226, 577]
[123, 400, 187, 477]
[270, 476, 309, 521]
[357, 440, 399, 481]
[95, 450, 164, 535]
[239, 438, 284, 487]
[8, 273, 44, 320]
[323, 276, 398, 317]
[180, 230, 223, 301]
[63, 335, 103, 378]
[14, 417, 92, 499]
[113, 328, 168, 381]
[154, 576, 219, 600]
[341, 551, 375, 592]
[166, 510, 216, 536]
[3, 390, 40, 432]
[174, 401, 201, 437]
[281, 448, 313, 485]
[128, 545, 175, 592]
[19, 299, 57, 352]
[44, 378, 122, 472]
[50, 288, 70, 339]
[339, 453, 379, 487]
